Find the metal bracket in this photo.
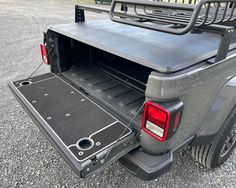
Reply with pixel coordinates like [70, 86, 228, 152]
[196, 25, 234, 63]
[75, 5, 85, 22]
[215, 28, 234, 62]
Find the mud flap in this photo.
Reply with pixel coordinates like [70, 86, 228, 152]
[9, 73, 139, 177]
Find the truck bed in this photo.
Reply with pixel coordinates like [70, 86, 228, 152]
[61, 64, 145, 123]
[48, 19, 236, 73]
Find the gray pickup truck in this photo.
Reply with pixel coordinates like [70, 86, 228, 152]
[9, 0, 236, 180]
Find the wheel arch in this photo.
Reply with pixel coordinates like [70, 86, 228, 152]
[192, 75, 236, 146]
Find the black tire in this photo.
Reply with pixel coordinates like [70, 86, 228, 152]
[191, 108, 236, 169]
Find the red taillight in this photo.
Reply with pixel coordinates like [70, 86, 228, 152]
[142, 101, 183, 142]
[40, 44, 50, 65]
[173, 112, 181, 130]
[147, 105, 168, 128]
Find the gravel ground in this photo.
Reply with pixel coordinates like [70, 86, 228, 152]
[0, 0, 235, 187]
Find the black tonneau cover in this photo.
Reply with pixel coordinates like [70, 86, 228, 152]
[48, 19, 236, 73]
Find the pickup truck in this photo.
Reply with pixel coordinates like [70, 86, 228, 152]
[9, 0, 236, 181]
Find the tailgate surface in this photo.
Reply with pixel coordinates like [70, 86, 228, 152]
[10, 73, 132, 162]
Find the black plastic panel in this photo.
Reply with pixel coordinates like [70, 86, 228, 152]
[119, 148, 173, 181]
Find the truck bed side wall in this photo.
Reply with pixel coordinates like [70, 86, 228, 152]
[142, 55, 236, 153]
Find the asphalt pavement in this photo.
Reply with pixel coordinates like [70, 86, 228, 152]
[0, 0, 235, 187]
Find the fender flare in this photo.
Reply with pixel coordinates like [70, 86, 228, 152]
[192, 75, 236, 145]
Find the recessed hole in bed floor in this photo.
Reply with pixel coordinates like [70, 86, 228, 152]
[76, 138, 94, 151]
[20, 81, 32, 86]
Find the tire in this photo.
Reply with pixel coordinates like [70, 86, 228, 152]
[191, 108, 236, 169]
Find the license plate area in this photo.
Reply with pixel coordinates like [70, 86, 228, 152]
[9, 73, 137, 176]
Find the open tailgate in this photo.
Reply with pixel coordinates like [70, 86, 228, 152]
[9, 73, 139, 177]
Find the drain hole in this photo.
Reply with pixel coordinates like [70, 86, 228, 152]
[76, 138, 94, 151]
[20, 81, 32, 86]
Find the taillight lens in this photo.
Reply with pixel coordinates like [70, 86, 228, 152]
[146, 104, 169, 129]
[40, 44, 50, 65]
[142, 101, 183, 142]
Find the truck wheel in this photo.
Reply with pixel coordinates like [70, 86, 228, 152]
[191, 108, 236, 169]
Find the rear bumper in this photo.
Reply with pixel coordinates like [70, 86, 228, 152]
[118, 148, 173, 181]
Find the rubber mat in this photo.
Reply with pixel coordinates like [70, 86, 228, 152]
[13, 73, 131, 162]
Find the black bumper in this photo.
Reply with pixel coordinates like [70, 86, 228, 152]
[118, 148, 173, 181]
